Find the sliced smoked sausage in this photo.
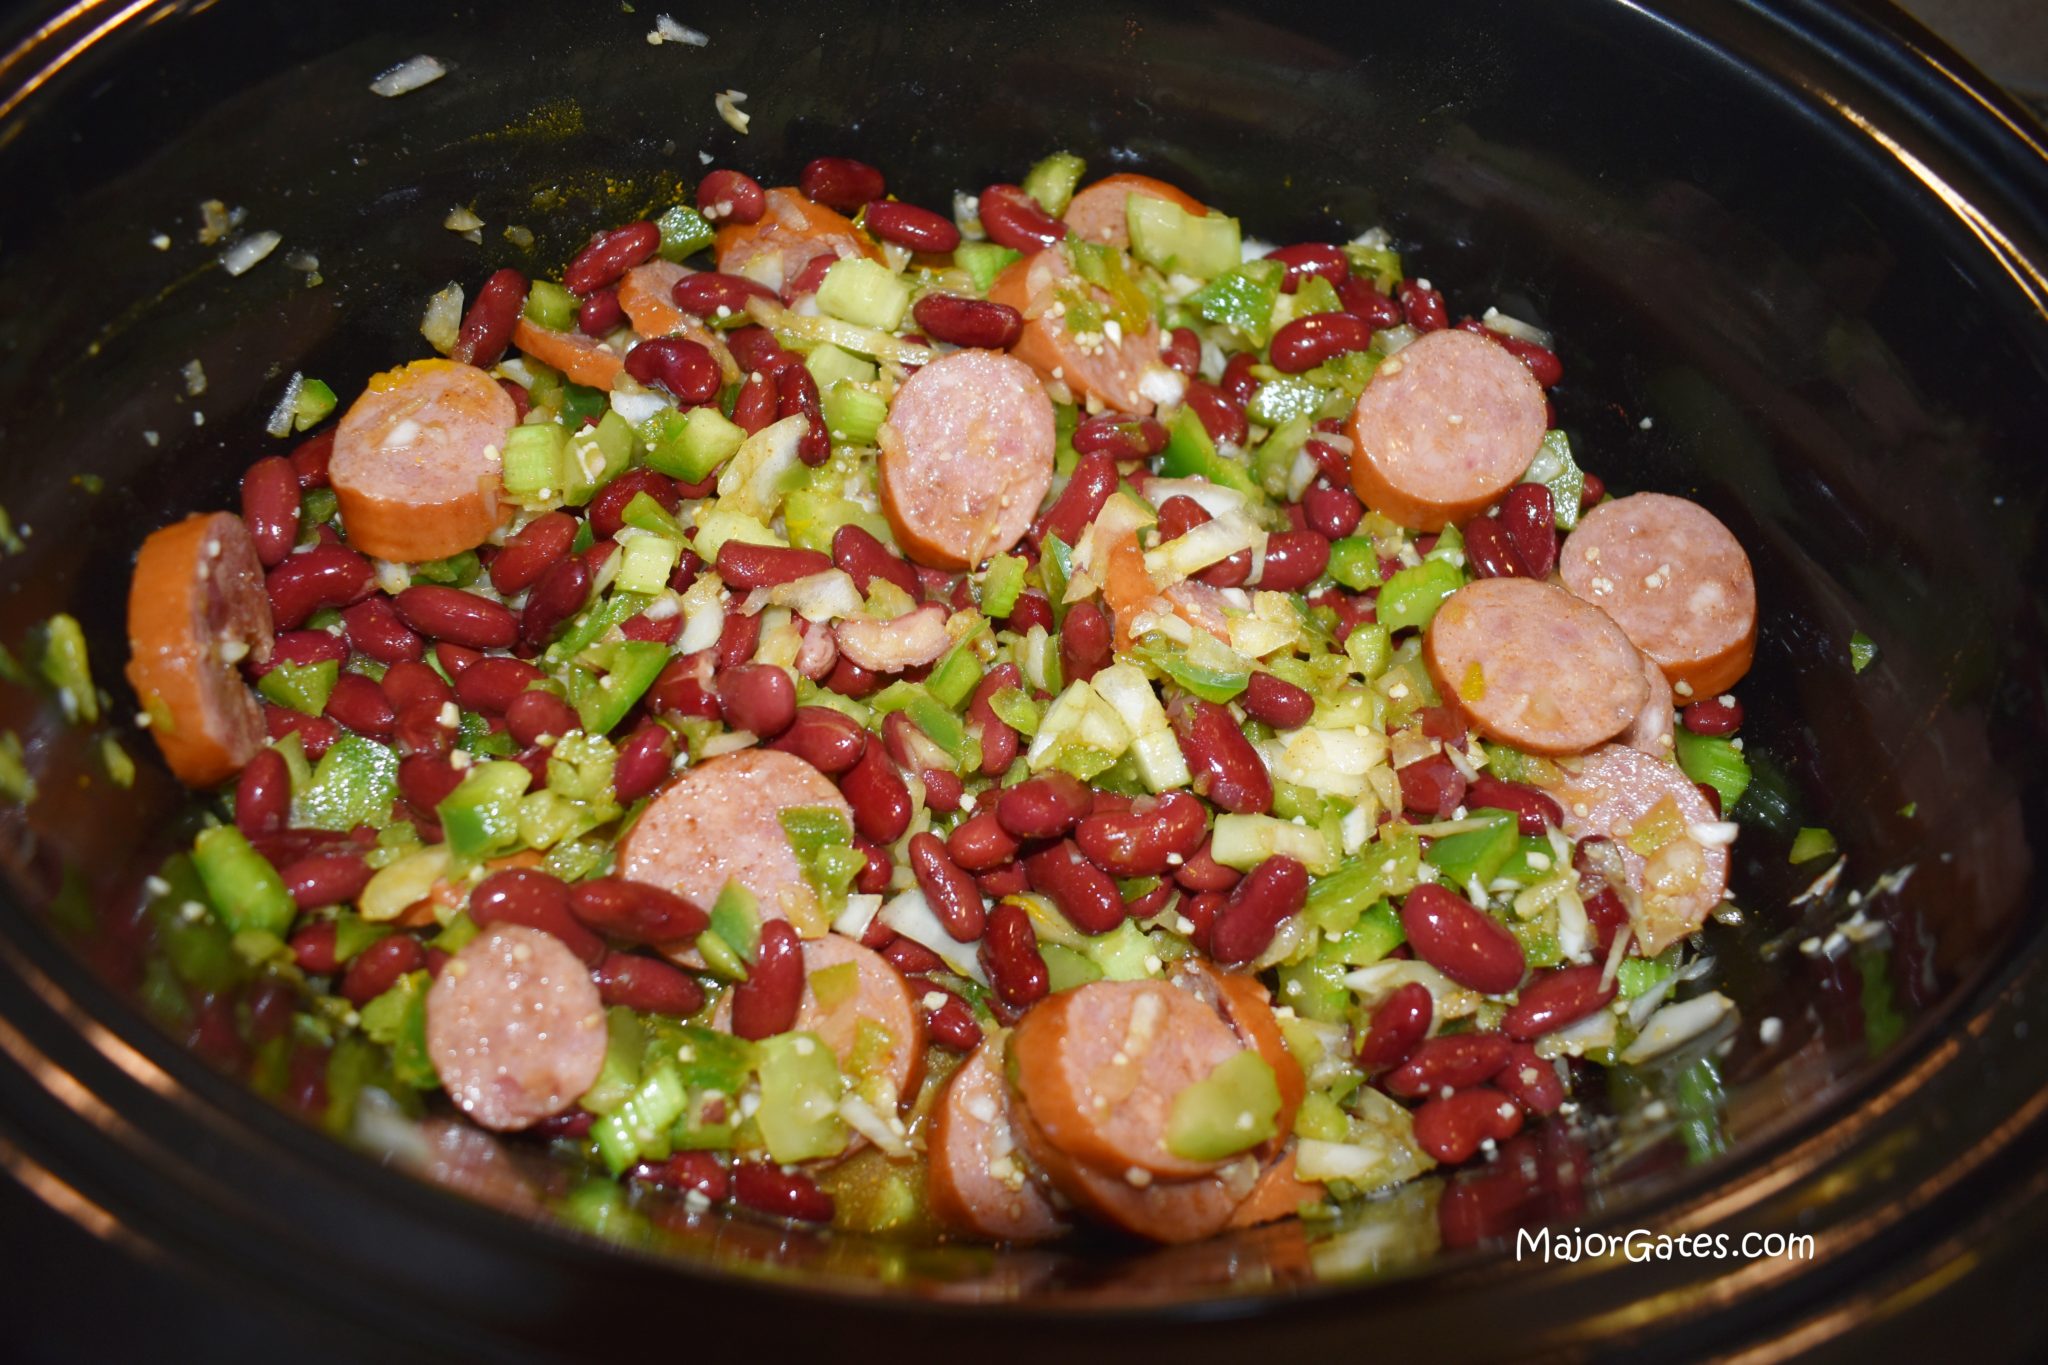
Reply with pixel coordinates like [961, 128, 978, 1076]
[615, 748, 853, 941]
[1009, 1097, 1251, 1245]
[330, 359, 516, 563]
[793, 933, 926, 1107]
[125, 512, 275, 787]
[928, 1034, 1067, 1242]
[987, 248, 1173, 416]
[1538, 743, 1731, 955]
[1424, 579, 1649, 756]
[425, 924, 608, 1132]
[1347, 328, 1547, 530]
[1061, 173, 1205, 250]
[1557, 492, 1757, 698]
[877, 349, 1055, 569]
[712, 186, 875, 295]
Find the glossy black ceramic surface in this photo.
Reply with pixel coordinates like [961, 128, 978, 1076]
[1, 0, 2046, 1359]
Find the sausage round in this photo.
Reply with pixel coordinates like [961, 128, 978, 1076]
[330, 359, 516, 562]
[793, 933, 926, 1107]
[877, 350, 1055, 569]
[1346, 328, 1547, 530]
[712, 186, 874, 295]
[1424, 579, 1649, 756]
[1061, 172, 1206, 249]
[1008, 979, 1249, 1181]
[1538, 742, 1731, 955]
[1226, 1145, 1323, 1229]
[986, 248, 1171, 416]
[125, 512, 274, 787]
[1009, 1096, 1250, 1245]
[927, 1034, 1067, 1242]
[1557, 492, 1757, 697]
[615, 748, 854, 944]
[425, 924, 608, 1132]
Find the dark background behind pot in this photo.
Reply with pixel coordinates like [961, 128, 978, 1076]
[2, 0, 2047, 1359]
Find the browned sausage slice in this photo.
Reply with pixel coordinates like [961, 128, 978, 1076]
[1061, 173, 1206, 249]
[1424, 579, 1649, 756]
[1008, 979, 1247, 1181]
[125, 512, 274, 787]
[797, 934, 926, 1107]
[986, 248, 1170, 416]
[1346, 329, 1547, 530]
[1226, 1145, 1323, 1229]
[617, 748, 853, 941]
[1557, 492, 1757, 698]
[330, 358, 516, 563]
[928, 1034, 1068, 1242]
[425, 924, 608, 1132]
[877, 349, 1054, 569]
[1538, 743, 1731, 955]
[712, 187, 876, 292]
[1010, 1095, 1250, 1244]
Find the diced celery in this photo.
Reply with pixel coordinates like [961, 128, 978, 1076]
[435, 761, 532, 863]
[1377, 560, 1464, 632]
[816, 258, 911, 332]
[1127, 196, 1242, 281]
[1674, 729, 1751, 813]
[642, 404, 746, 483]
[956, 242, 1021, 294]
[820, 381, 888, 447]
[616, 533, 682, 595]
[501, 422, 569, 503]
[1789, 826, 1837, 865]
[1211, 813, 1335, 874]
[36, 614, 97, 724]
[294, 735, 400, 833]
[1022, 151, 1086, 216]
[523, 280, 578, 331]
[783, 488, 890, 554]
[1617, 947, 1680, 999]
[689, 505, 783, 566]
[1081, 919, 1156, 981]
[1248, 376, 1334, 429]
[804, 343, 877, 389]
[620, 491, 688, 541]
[1166, 1051, 1281, 1160]
[1189, 258, 1284, 343]
[256, 659, 338, 717]
[656, 203, 716, 261]
[1345, 623, 1392, 681]
[1252, 415, 1311, 497]
[753, 1032, 849, 1164]
[1041, 943, 1104, 993]
[191, 826, 295, 937]
[562, 411, 636, 505]
[1522, 429, 1586, 531]
[978, 553, 1028, 619]
[1130, 729, 1192, 792]
[566, 640, 668, 735]
[1327, 536, 1383, 591]
[1423, 809, 1518, 887]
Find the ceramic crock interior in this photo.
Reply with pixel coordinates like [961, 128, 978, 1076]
[1, 0, 2045, 1329]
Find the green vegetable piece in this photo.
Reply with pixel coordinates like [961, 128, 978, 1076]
[1327, 535, 1383, 591]
[1022, 151, 1086, 216]
[708, 881, 761, 964]
[0, 732, 36, 805]
[753, 1031, 849, 1164]
[978, 553, 1028, 619]
[1132, 633, 1249, 704]
[1290, 273, 1343, 318]
[956, 242, 1022, 295]
[1672, 1056, 1727, 1165]
[904, 693, 972, 767]
[294, 735, 400, 833]
[411, 549, 482, 589]
[615, 492, 686, 544]
[820, 380, 888, 447]
[191, 825, 295, 937]
[1128, 197, 1243, 282]
[616, 533, 682, 595]
[1674, 729, 1751, 814]
[1424, 810, 1518, 888]
[1165, 1050, 1282, 1160]
[1277, 956, 1352, 1023]
[1616, 946, 1680, 999]
[256, 659, 338, 716]
[566, 640, 668, 735]
[780, 806, 859, 911]
[804, 344, 878, 390]
[1040, 942, 1104, 993]
[458, 707, 516, 758]
[1158, 405, 1259, 495]
[292, 378, 339, 432]
[1377, 559, 1464, 632]
[1305, 828, 1421, 934]
[1849, 631, 1877, 673]
[523, 280, 578, 331]
[1189, 258, 1284, 344]
[500, 422, 569, 504]
[816, 258, 911, 332]
[1343, 241, 1403, 292]
[1495, 835, 1562, 887]
[1081, 919, 1155, 981]
[543, 591, 649, 669]
[783, 487, 891, 553]
[1522, 430, 1586, 531]
[1321, 900, 1407, 966]
[1345, 622, 1393, 680]
[546, 731, 616, 802]
[642, 405, 747, 483]
[1246, 376, 1331, 429]
[987, 685, 1041, 736]
[358, 970, 437, 1090]
[926, 640, 986, 712]
[656, 203, 716, 261]
[434, 760, 532, 862]
[594, 1062, 690, 1175]
[558, 383, 610, 432]
[1789, 826, 1838, 865]
[562, 411, 636, 506]
[37, 613, 97, 724]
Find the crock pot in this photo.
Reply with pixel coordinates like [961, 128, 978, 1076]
[2, 0, 2046, 1359]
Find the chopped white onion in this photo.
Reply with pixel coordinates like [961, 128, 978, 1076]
[878, 889, 989, 984]
[419, 282, 463, 354]
[369, 55, 448, 98]
[714, 89, 750, 135]
[837, 1094, 911, 1159]
[1619, 991, 1736, 1065]
[831, 892, 884, 940]
[649, 14, 710, 45]
[220, 230, 281, 277]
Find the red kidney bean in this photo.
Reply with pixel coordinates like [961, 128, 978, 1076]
[1174, 839, 1241, 894]
[324, 673, 395, 739]
[1269, 312, 1376, 374]
[577, 286, 625, 337]
[265, 706, 340, 760]
[730, 920, 805, 1040]
[590, 469, 680, 541]
[564, 220, 660, 295]
[1302, 480, 1364, 540]
[717, 662, 796, 738]
[1215, 354, 1257, 410]
[1503, 965, 1617, 1041]
[995, 771, 1093, 840]
[1265, 242, 1349, 293]
[830, 523, 918, 598]
[1025, 839, 1125, 934]
[646, 656, 717, 721]
[1334, 276, 1404, 329]
[820, 657, 876, 703]
[979, 901, 1049, 1008]
[1457, 319, 1564, 388]
[1238, 672, 1315, 731]
[609, 723, 673, 802]
[340, 934, 427, 1008]
[490, 512, 577, 595]
[696, 167, 765, 224]
[246, 629, 349, 679]
[714, 541, 832, 591]
[1003, 594, 1053, 638]
[1578, 884, 1629, 956]
[921, 986, 982, 1052]
[1170, 696, 1273, 815]
[1031, 450, 1120, 551]
[397, 751, 463, 812]
[594, 951, 704, 1016]
[840, 741, 911, 843]
[946, 810, 1020, 872]
[784, 252, 836, 302]
[878, 934, 943, 978]
[1161, 326, 1200, 376]
[671, 271, 778, 320]
[469, 868, 605, 964]
[1208, 855, 1309, 966]
[1400, 884, 1526, 995]
[1462, 516, 1522, 580]
[1304, 438, 1352, 486]
[1494, 1042, 1566, 1116]
[1498, 484, 1557, 579]
[1382, 1031, 1515, 1099]
[966, 664, 1022, 778]
[288, 921, 340, 974]
[1071, 411, 1167, 461]
[731, 371, 776, 434]
[624, 335, 721, 404]
[767, 706, 868, 778]
[893, 294, 1021, 355]
[1052, 598, 1110, 683]
[531, 1109, 594, 1141]
[499, 689, 575, 749]
[266, 544, 374, 629]
[381, 660, 452, 714]
[974, 861, 1028, 899]
[453, 657, 544, 715]
[1159, 497, 1254, 590]
[715, 612, 760, 674]
[1074, 791, 1208, 877]
[1256, 531, 1331, 591]
[452, 267, 527, 367]
[1398, 279, 1448, 332]
[568, 877, 707, 946]
[500, 379, 532, 421]
[1355, 981, 1434, 1070]
[732, 1159, 834, 1223]
[797, 156, 884, 212]
[1183, 380, 1248, 448]
[520, 556, 593, 653]
[636, 1147, 729, 1202]
[234, 747, 289, 837]
[837, 839, 884, 898]
[978, 183, 1067, 251]
[1580, 472, 1606, 508]
[289, 429, 336, 490]
[394, 585, 517, 650]
[1683, 696, 1743, 735]
[908, 832, 986, 941]
[240, 456, 301, 568]
[1398, 753, 1467, 820]
[339, 598, 422, 665]
[248, 827, 352, 867]
[772, 364, 830, 465]
[723, 325, 793, 378]
[1462, 774, 1564, 835]
[280, 852, 374, 910]
[920, 767, 964, 814]
[863, 199, 960, 253]
[1412, 1086, 1523, 1164]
